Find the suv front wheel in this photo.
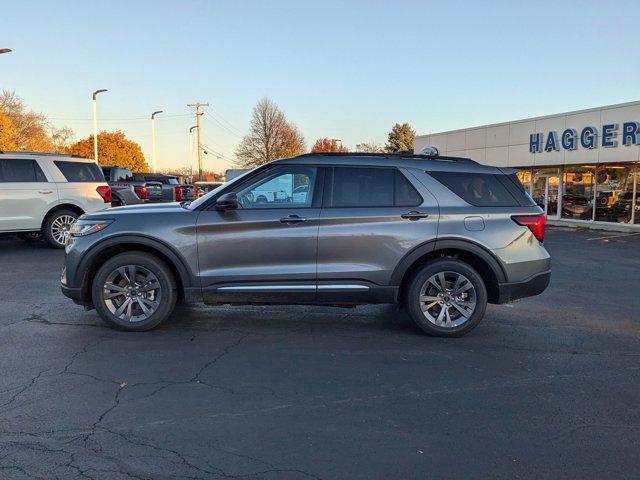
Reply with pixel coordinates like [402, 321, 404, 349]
[405, 259, 487, 337]
[92, 252, 177, 331]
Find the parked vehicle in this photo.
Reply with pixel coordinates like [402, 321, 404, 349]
[101, 166, 163, 205]
[225, 168, 249, 182]
[61, 152, 551, 336]
[194, 181, 224, 198]
[561, 194, 592, 219]
[135, 173, 192, 202]
[0, 152, 111, 248]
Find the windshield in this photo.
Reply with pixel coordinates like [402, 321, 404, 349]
[188, 168, 256, 209]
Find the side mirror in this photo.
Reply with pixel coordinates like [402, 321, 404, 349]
[215, 192, 238, 210]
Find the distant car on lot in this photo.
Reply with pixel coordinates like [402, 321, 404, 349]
[61, 152, 551, 336]
[101, 166, 163, 205]
[0, 152, 111, 248]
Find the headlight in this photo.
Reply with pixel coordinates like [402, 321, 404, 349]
[69, 219, 113, 237]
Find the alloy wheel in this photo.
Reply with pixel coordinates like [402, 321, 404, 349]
[103, 265, 162, 323]
[50, 215, 76, 245]
[419, 271, 477, 328]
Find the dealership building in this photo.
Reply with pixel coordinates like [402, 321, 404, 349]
[414, 101, 640, 230]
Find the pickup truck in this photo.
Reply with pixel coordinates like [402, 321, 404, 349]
[136, 174, 195, 202]
[101, 166, 163, 205]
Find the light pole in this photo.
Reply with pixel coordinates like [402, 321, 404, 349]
[189, 125, 198, 178]
[0, 49, 12, 55]
[92, 89, 107, 163]
[151, 110, 163, 173]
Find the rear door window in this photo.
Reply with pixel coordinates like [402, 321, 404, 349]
[428, 171, 533, 207]
[395, 170, 423, 206]
[0, 159, 48, 182]
[54, 161, 105, 182]
[328, 167, 422, 207]
[330, 167, 394, 207]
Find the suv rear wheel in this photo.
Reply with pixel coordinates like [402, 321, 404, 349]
[44, 209, 79, 248]
[92, 252, 177, 331]
[405, 259, 487, 337]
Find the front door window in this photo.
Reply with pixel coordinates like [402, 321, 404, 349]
[236, 167, 316, 209]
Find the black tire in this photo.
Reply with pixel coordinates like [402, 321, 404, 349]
[91, 252, 177, 332]
[405, 259, 487, 337]
[17, 232, 43, 243]
[43, 209, 79, 249]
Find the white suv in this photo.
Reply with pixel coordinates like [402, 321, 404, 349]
[0, 152, 111, 248]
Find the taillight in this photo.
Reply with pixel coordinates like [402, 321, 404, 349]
[174, 186, 183, 202]
[512, 215, 546, 242]
[134, 185, 147, 200]
[96, 186, 111, 203]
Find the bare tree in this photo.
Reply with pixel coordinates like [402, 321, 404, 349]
[235, 98, 306, 167]
[355, 141, 384, 153]
[50, 126, 75, 153]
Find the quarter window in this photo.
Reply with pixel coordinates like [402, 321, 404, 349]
[429, 171, 531, 207]
[54, 161, 105, 182]
[0, 159, 47, 182]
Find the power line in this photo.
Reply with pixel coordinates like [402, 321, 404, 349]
[202, 113, 243, 139]
[47, 113, 194, 121]
[206, 109, 244, 136]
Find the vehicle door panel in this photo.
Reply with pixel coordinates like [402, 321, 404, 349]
[0, 158, 57, 231]
[317, 167, 439, 294]
[196, 166, 321, 304]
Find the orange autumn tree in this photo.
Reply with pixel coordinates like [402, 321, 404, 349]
[68, 130, 149, 172]
[311, 137, 348, 153]
[0, 107, 18, 150]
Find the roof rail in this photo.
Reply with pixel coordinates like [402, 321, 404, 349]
[295, 151, 478, 164]
[0, 150, 88, 159]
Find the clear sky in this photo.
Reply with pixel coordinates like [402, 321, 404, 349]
[2, 0, 640, 172]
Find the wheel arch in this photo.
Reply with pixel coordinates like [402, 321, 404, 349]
[41, 203, 85, 230]
[77, 235, 194, 305]
[392, 238, 507, 304]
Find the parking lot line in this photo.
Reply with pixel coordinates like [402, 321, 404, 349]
[586, 232, 640, 241]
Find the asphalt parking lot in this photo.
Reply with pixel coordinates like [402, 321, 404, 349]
[1, 228, 639, 480]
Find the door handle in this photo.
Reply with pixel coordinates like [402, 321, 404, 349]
[280, 214, 307, 224]
[401, 211, 429, 220]
[38, 190, 53, 194]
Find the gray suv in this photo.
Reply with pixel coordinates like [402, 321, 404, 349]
[61, 152, 550, 336]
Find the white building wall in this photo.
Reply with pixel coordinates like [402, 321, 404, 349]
[414, 101, 640, 167]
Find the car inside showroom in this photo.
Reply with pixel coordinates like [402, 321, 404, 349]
[415, 101, 640, 228]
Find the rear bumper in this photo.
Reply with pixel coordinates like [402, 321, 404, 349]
[497, 270, 550, 304]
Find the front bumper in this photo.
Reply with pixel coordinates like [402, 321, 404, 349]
[497, 270, 551, 304]
[60, 284, 88, 306]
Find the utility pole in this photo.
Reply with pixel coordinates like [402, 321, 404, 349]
[151, 110, 163, 173]
[92, 89, 108, 163]
[187, 102, 208, 180]
[189, 125, 198, 179]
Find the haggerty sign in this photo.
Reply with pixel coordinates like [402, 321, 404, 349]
[530, 122, 640, 153]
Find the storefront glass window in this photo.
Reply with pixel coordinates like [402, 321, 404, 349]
[594, 164, 636, 224]
[532, 168, 560, 217]
[516, 168, 532, 193]
[562, 166, 595, 220]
